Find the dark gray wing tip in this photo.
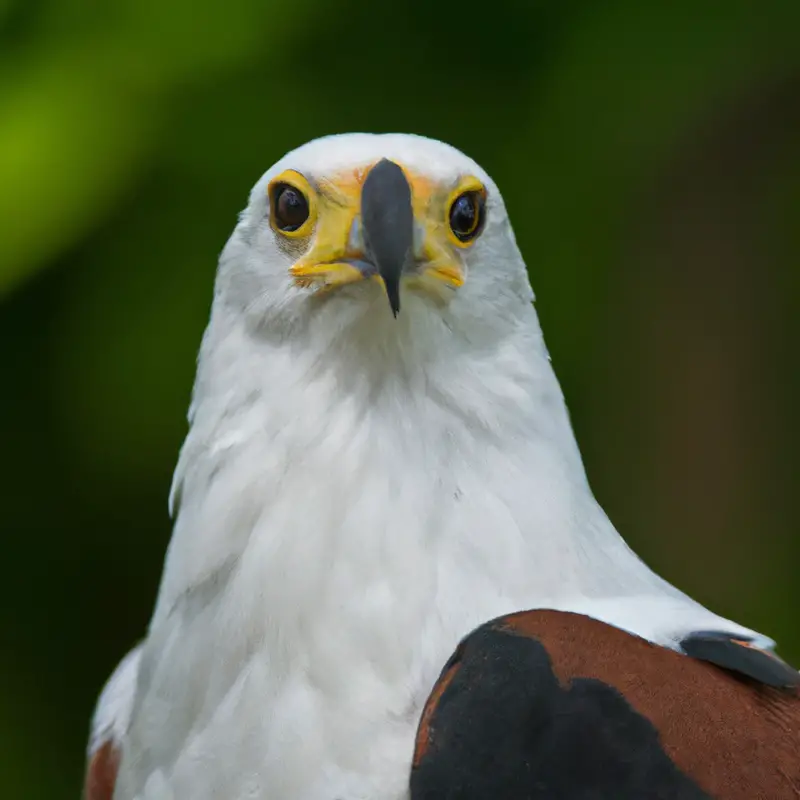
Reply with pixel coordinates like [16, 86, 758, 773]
[680, 631, 800, 690]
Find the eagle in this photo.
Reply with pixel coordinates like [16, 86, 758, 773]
[85, 133, 799, 800]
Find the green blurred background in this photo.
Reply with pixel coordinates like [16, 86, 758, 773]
[1, 0, 798, 796]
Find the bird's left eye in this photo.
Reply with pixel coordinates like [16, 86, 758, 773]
[448, 190, 485, 243]
[271, 183, 311, 233]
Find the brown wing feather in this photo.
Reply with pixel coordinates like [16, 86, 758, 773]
[413, 610, 800, 800]
[84, 740, 121, 800]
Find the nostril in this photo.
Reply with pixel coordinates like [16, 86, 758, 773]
[348, 216, 364, 255]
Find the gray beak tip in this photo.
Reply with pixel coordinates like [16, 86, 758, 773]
[388, 288, 401, 317]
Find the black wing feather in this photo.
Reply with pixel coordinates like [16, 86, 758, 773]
[680, 631, 800, 690]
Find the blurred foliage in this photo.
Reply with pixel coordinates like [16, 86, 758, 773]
[1, 0, 798, 797]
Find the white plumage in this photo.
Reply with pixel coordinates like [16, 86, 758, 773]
[92, 133, 770, 800]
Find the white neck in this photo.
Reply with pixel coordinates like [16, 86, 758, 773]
[154, 287, 671, 643]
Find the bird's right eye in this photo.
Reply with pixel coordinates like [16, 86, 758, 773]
[271, 184, 310, 233]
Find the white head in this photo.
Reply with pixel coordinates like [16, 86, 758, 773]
[168, 132, 586, 554]
[169, 132, 584, 526]
[211, 133, 539, 360]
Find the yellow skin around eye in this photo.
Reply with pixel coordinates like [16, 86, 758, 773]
[268, 169, 318, 238]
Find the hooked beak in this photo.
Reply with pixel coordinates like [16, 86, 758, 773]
[360, 159, 414, 316]
[286, 158, 468, 314]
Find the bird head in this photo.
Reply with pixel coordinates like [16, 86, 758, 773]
[170, 134, 580, 549]
[216, 133, 535, 344]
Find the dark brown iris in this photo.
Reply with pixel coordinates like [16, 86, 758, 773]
[449, 191, 485, 242]
[272, 184, 310, 232]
